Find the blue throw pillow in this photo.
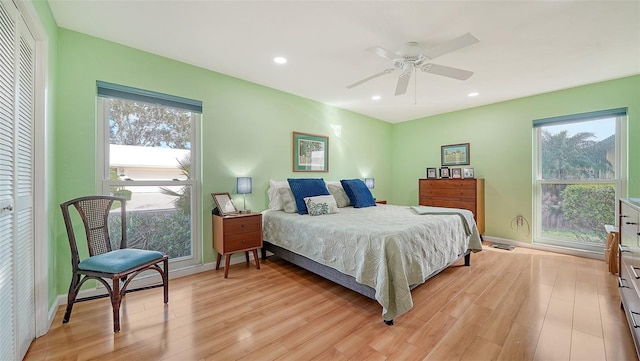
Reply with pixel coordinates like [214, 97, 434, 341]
[287, 178, 331, 214]
[340, 179, 376, 208]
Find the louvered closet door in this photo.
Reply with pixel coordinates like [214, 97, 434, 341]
[0, 0, 36, 360]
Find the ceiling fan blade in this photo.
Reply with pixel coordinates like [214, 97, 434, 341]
[422, 33, 479, 60]
[346, 68, 395, 89]
[367, 46, 402, 61]
[394, 72, 411, 96]
[422, 63, 474, 80]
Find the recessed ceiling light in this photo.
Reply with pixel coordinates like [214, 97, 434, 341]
[371, 95, 381, 101]
[273, 57, 287, 64]
[468, 92, 479, 97]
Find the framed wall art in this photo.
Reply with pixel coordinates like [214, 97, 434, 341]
[426, 167, 438, 179]
[441, 143, 470, 166]
[293, 131, 329, 172]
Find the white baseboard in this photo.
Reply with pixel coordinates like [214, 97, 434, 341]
[482, 235, 605, 261]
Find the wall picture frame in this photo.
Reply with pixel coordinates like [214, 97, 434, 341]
[293, 131, 329, 172]
[426, 167, 438, 179]
[451, 168, 462, 179]
[211, 192, 238, 216]
[463, 168, 475, 179]
[439, 167, 450, 179]
[441, 143, 470, 166]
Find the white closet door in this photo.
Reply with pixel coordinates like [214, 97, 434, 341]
[0, 0, 35, 359]
[14, 11, 35, 359]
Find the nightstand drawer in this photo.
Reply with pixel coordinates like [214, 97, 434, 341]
[224, 216, 261, 234]
[224, 231, 262, 252]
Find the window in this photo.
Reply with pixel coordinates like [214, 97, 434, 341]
[97, 81, 202, 271]
[533, 108, 626, 252]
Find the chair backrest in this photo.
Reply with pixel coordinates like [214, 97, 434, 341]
[61, 196, 127, 265]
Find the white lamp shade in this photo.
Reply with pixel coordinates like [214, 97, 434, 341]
[237, 177, 252, 194]
[365, 178, 374, 189]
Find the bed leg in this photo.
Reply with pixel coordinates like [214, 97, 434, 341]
[384, 319, 394, 326]
[261, 248, 267, 260]
[464, 253, 471, 266]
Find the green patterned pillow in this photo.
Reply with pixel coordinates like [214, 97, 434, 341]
[303, 195, 339, 216]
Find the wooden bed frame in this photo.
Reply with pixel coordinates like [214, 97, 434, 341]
[261, 240, 471, 325]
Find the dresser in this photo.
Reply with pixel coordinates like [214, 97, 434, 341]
[618, 198, 640, 358]
[213, 212, 262, 278]
[418, 178, 485, 234]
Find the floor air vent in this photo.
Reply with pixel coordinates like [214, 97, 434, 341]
[491, 243, 515, 251]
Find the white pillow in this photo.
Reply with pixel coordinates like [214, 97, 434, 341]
[268, 180, 290, 210]
[278, 187, 298, 213]
[327, 183, 351, 208]
[303, 195, 339, 216]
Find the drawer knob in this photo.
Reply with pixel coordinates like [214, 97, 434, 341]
[242, 240, 246, 244]
[626, 222, 637, 225]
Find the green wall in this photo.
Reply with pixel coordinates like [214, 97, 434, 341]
[391, 75, 640, 242]
[54, 29, 392, 295]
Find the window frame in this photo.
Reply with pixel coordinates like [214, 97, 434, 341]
[532, 109, 627, 252]
[96, 84, 202, 272]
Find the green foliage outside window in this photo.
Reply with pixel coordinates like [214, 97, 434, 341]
[562, 184, 615, 235]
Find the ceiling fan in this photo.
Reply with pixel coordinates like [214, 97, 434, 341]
[347, 33, 479, 96]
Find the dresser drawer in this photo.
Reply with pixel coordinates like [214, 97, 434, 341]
[224, 216, 261, 234]
[419, 188, 476, 199]
[420, 198, 475, 212]
[224, 231, 262, 252]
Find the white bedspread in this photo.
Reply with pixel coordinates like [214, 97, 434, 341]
[262, 204, 482, 321]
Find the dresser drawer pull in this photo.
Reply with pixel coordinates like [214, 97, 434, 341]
[626, 221, 637, 225]
[631, 311, 640, 328]
[242, 240, 247, 244]
[619, 277, 630, 288]
[631, 266, 640, 279]
[620, 245, 630, 253]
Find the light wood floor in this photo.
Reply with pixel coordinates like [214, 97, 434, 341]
[25, 242, 638, 361]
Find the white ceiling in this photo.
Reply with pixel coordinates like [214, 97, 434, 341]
[47, 0, 640, 123]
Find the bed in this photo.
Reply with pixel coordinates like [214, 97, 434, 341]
[261, 199, 483, 325]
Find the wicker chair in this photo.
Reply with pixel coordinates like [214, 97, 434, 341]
[60, 195, 169, 332]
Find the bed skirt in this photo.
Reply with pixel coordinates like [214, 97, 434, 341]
[261, 241, 471, 302]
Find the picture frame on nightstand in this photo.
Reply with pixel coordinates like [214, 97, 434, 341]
[211, 192, 238, 216]
[426, 167, 438, 179]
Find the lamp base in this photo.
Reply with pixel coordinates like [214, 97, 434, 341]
[239, 209, 252, 214]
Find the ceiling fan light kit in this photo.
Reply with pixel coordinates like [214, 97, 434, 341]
[347, 33, 479, 96]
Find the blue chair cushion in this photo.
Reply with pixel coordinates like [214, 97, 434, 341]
[78, 249, 165, 274]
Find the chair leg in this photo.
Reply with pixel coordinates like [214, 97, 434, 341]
[63, 274, 81, 324]
[162, 258, 169, 304]
[111, 277, 122, 332]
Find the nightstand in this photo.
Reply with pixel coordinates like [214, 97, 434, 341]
[213, 212, 262, 278]
[375, 200, 387, 204]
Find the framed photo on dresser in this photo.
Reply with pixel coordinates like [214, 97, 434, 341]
[451, 168, 462, 179]
[439, 167, 450, 178]
[463, 168, 475, 179]
[426, 167, 438, 179]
